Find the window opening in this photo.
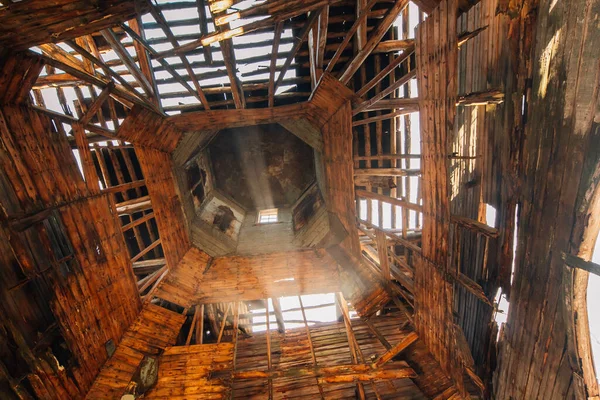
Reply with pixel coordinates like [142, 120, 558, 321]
[257, 208, 278, 224]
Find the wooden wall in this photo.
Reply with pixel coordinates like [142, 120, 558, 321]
[414, 0, 465, 394]
[452, 0, 512, 378]
[322, 101, 391, 317]
[0, 101, 140, 397]
[153, 247, 342, 308]
[493, 0, 600, 397]
[0, 105, 93, 216]
[136, 147, 191, 269]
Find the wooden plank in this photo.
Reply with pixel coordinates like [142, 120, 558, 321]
[373, 331, 419, 368]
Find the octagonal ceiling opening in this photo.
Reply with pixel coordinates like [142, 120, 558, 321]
[208, 123, 316, 212]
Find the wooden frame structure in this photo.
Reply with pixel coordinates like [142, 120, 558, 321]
[0, 0, 598, 398]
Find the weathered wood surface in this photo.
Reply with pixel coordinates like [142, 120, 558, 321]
[86, 303, 185, 399]
[117, 105, 184, 153]
[493, 0, 600, 397]
[322, 101, 390, 316]
[414, 0, 467, 394]
[233, 312, 457, 398]
[0, 195, 141, 399]
[0, 50, 44, 105]
[138, 312, 457, 399]
[154, 247, 342, 308]
[0, 0, 148, 50]
[145, 343, 234, 399]
[0, 105, 92, 216]
[136, 147, 191, 269]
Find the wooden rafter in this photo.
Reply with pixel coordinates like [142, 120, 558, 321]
[325, 0, 378, 74]
[145, 0, 211, 110]
[338, 0, 409, 85]
[100, 28, 156, 100]
[207, 0, 245, 109]
[196, 0, 213, 64]
[119, 23, 208, 107]
[274, 10, 322, 93]
[268, 22, 284, 107]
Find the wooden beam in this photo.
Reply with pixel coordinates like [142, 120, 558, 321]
[356, 46, 414, 98]
[100, 28, 155, 98]
[138, 265, 168, 294]
[155, 0, 338, 58]
[364, 318, 392, 350]
[356, 189, 422, 213]
[563, 253, 600, 277]
[274, 10, 321, 93]
[72, 122, 101, 193]
[338, 0, 409, 85]
[208, 0, 245, 109]
[376, 230, 391, 281]
[354, 168, 421, 176]
[265, 300, 273, 400]
[115, 195, 152, 214]
[372, 332, 418, 368]
[362, 98, 420, 111]
[354, 69, 417, 114]
[456, 89, 504, 106]
[271, 297, 285, 334]
[79, 83, 114, 125]
[336, 292, 366, 400]
[102, 179, 146, 194]
[268, 22, 283, 107]
[145, 1, 211, 109]
[325, 0, 378, 74]
[121, 211, 154, 232]
[373, 39, 415, 54]
[128, 17, 161, 109]
[299, 296, 325, 399]
[63, 39, 143, 103]
[451, 215, 499, 238]
[185, 305, 200, 345]
[119, 23, 208, 108]
[233, 363, 417, 381]
[196, 304, 205, 344]
[217, 303, 232, 343]
[131, 239, 162, 263]
[352, 108, 418, 127]
[196, 0, 213, 64]
[37, 51, 155, 112]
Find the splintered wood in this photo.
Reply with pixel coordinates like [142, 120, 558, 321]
[154, 247, 342, 308]
[86, 304, 185, 399]
[415, 0, 466, 394]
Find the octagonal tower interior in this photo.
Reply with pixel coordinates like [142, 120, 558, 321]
[175, 122, 331, 257]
